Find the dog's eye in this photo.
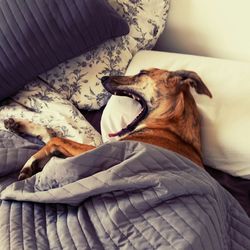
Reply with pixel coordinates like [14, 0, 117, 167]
[137, 70, 148, 76]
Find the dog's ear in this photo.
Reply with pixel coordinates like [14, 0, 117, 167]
[170, 70, 212, 98]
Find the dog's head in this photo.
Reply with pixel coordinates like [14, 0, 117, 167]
[101, 68, 212, 135]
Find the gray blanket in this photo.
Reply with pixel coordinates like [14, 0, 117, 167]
[0, 131, 249, 249]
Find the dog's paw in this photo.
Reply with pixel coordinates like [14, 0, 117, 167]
[4, 118, 21, 133]
[18, 167, 33, 181]
[18, 156, 40, 181]
[4, 118, 56, 143]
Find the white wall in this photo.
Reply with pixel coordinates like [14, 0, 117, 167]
[155, 0, 250, 62]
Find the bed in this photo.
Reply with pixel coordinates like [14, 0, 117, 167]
[0, 0, 250, 249]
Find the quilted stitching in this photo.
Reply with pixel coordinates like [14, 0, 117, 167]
[0, 139, 250, 249]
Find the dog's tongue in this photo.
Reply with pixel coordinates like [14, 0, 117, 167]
[108, 106, 148, 138]
[108, 128, 129, 137]
[108, 124, 135, 138]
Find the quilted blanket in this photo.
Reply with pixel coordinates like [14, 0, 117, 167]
[0, 130, 249, 250]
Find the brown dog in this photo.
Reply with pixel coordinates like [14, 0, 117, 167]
[4, 68, 212, 180]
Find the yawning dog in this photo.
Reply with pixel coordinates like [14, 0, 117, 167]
[4, 68, 212, 180]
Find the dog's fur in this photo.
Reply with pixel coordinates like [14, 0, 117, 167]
[4, 68, 212, 180]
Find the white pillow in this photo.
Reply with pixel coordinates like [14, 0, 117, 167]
[101, 50, 250, 179]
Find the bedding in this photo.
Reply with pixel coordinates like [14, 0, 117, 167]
[205, 166, 250, 216]
[0, 134, 249, 249]
[0, 1, 249, 247]
[0, 0, 129, 101]
[101, 50, 250, 179]
[0, 0, 170, 147]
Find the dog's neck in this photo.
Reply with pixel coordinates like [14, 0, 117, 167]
[123, 126, 203, 167]
[122, 94, 203, 167]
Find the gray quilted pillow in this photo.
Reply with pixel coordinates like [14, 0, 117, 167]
[0, 0, 129, 101]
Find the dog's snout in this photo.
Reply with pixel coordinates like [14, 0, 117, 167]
[101, 76, 110, 83]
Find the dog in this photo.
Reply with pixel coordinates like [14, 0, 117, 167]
[4, 68, 212, 180]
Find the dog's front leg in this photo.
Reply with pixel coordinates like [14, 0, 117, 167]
[18, 137, 95, 180]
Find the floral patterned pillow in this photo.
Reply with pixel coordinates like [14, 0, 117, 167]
[0, 79, 103, 146]
[40, 0, 170, 110]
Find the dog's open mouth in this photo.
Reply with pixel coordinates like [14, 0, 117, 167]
[102, 77, 148, 137]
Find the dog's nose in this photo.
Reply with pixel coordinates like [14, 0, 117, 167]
[101, 76, 110, 83]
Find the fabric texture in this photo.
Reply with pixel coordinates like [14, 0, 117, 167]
[205, 166, 250, 216]
[0, 136, 249, 249]
[101, 50, 250, 179]
[40, 0, 170, 110]
[0, 0, 129, 101]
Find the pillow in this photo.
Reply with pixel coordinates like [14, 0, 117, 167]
[0, 0, 129, 101]
[101, 50, 250, 179]
[40, 0, 170, 110]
